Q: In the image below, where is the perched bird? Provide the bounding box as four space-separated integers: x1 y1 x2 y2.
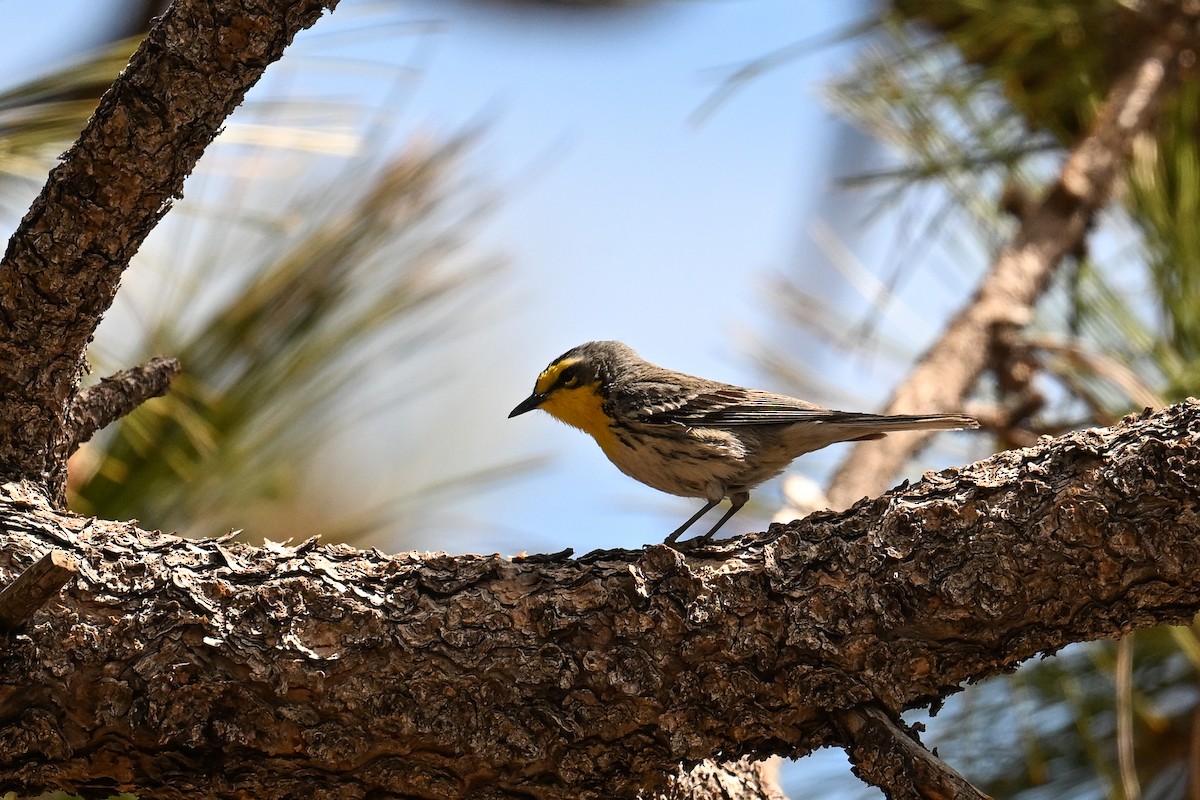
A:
509 341 977 544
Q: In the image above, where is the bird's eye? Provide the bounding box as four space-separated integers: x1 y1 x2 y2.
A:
559 365 579 387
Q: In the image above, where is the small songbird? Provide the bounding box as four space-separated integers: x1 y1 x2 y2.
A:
509 341 977 544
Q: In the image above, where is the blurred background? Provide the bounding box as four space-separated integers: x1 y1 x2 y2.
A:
1 0 1198 797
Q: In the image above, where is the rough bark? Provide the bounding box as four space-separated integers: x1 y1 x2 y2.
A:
825 13 1190 509
0 401 1195 799
0 0 337 498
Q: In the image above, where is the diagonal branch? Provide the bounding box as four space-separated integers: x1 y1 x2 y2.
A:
825 19 1188 509
836 705 992 800
0 0 338 498
0 401 1197 799
67 357 182 454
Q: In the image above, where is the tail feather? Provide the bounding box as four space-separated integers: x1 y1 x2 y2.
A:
830 412 978 433
777 410 977 458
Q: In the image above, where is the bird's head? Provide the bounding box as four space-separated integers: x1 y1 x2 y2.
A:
509 341 636 437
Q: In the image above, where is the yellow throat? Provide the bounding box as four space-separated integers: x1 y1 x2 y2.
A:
540 384 617 452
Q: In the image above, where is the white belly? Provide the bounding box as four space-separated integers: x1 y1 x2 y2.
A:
598 423 754 502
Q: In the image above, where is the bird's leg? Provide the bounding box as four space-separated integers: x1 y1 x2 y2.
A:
697 492 748 541
663 498 720 544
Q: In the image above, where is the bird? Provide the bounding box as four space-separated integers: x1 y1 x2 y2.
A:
509 341 978 544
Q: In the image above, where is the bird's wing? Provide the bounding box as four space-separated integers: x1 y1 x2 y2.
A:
630 384 841 427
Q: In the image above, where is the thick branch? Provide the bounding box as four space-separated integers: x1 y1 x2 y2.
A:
0 401 1196 798
0 0 337 497
826 20 1186 509
67 357 181 454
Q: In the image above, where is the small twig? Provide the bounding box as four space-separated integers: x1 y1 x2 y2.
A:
0 550 78 631
986 327 1046 451
836 705 993 800
1029 335 1166 412
68 356 181 453
1116 636 1142 800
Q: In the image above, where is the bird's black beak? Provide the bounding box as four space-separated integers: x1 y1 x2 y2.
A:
509 392 546 418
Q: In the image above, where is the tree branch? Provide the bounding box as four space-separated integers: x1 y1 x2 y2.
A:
0 0 337 498
67 357 182 454
0 401 1196 798
825 18 1188 509
835 705 991 800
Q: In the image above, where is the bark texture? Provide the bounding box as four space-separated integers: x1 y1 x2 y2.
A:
0 401 1196 799
0 0 337 497
825 14 1190 509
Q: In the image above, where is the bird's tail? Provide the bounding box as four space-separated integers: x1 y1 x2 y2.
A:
831 412 978 441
